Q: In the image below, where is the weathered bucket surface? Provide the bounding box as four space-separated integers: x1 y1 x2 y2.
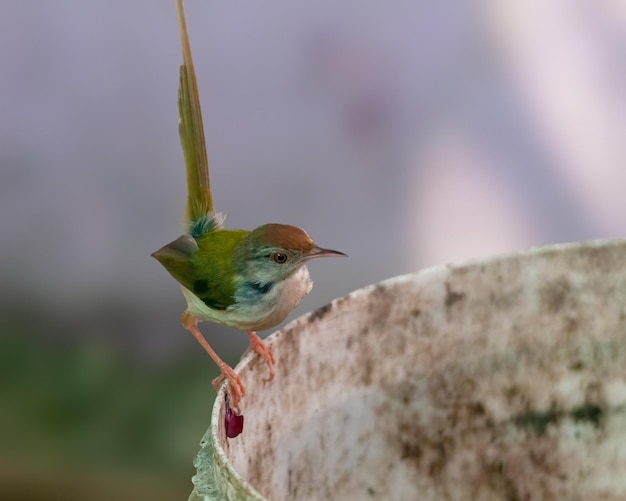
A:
189 239 626 500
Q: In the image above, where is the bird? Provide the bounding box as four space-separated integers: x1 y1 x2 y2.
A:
152 0 345 411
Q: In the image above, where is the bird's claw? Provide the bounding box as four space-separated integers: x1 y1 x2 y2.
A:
247 331 275 380
212 365 245 411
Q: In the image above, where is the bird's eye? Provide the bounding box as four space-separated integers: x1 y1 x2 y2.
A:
272 252 288 264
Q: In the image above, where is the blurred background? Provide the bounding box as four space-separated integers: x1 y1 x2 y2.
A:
1 0 625 498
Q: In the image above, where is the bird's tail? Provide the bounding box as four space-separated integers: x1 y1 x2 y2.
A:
176 0 215 224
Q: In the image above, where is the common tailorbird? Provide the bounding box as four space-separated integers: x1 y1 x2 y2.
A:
152 0 345 410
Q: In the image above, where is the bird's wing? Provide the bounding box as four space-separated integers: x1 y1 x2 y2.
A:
151 232 238 311
151 234 199 292
176 0 214 225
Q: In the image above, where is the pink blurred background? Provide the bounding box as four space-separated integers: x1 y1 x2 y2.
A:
1 1 625 498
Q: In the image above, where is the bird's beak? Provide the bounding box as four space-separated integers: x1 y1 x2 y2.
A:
305 246 347 261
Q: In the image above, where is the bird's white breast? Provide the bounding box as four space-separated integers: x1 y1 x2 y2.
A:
182 265 313 331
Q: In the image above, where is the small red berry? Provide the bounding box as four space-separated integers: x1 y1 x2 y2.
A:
225 396 244 438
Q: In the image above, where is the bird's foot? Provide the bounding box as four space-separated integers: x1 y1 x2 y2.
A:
246 331 275 380
212 365 245 411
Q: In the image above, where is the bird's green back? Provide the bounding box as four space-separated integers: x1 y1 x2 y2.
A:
190 229 249 310
152 228 249 311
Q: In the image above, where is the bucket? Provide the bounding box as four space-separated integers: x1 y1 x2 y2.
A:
189 239 626 500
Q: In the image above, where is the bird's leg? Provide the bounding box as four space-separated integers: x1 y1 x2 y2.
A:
245 331 275 380
181 312 245 410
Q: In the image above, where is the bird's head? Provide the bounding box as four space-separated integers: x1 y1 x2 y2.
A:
233 224 345 284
